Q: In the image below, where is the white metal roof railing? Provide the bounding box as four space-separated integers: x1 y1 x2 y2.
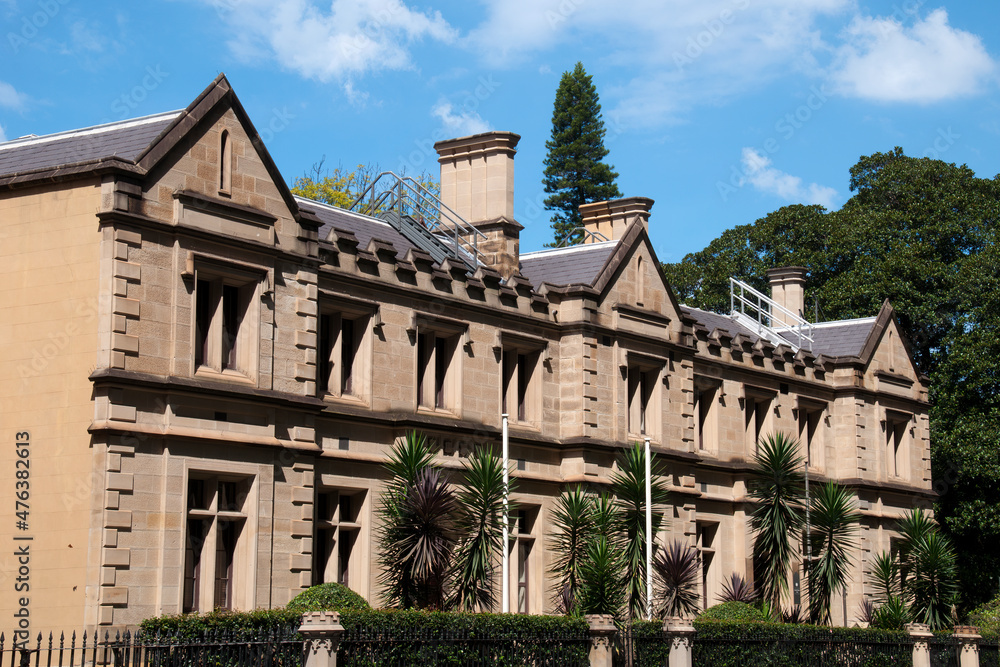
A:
729 277 814 351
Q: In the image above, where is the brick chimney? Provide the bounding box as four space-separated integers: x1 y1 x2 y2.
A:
435 132 522 278
767 266 807 326
578 197 655 243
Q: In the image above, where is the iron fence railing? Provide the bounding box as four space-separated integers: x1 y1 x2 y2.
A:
0 627 304 667
693 625 914 667
928 633 959 667
338 624 590 667
612 626 670 667
980 637 1000 667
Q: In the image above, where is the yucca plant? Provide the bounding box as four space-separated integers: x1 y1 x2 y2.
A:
449 445 511 612
390 468 458 610
806 481 860 624
549 486 594 613
611 441 670 620
871 595 911 631
856 598 878 626
909 530 959 629
578 535 627 619
869 551 900 604
652 540 701 619
782 605 805 624
720 572 758 604
749 432 805 608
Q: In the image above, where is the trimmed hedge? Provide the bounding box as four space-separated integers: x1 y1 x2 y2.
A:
698 601 770 623
692 621 913 667
337 609 590 666
623 620 671 667
287 582 370 613
140 608 301 638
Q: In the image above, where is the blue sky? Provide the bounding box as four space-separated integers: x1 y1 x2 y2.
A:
2 0 999 261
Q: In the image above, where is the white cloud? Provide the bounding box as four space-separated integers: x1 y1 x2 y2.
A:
0 81 26 111
740 148 837 208
210 0 456 84
431 100 490 136
831 9 997 103
467 0 851 126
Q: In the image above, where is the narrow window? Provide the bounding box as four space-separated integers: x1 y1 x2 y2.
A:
317 314 333 394
697 386 717 451
219 130 232 194
214 520 241 610
501 350 514 415
417 333 431 407
637 256 645 306
195 279 212 368
435 336 447 409
221 284 241 370
341 317 356 396
517 353 528 421
312 489 366 593
517 541 531 613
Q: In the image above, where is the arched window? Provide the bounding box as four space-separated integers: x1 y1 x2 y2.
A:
219 130 232 194
636 256 645 306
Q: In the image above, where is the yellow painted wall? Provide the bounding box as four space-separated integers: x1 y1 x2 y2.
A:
0 180 102 634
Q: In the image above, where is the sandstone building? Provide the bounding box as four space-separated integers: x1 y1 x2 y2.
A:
0 75 932 632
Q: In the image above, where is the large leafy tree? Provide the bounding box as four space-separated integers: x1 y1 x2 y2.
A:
543 62 621 247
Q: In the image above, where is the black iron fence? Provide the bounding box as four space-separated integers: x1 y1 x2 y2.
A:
0 627 304 667
981 637 1000 667
928 633 959 667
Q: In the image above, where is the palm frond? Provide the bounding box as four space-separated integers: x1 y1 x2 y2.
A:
806 481 859 624
548 486 594 612
578 535 627 620
869 551 900 605
719 573 758 605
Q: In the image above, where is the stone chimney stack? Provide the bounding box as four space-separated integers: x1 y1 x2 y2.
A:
578 197 655 243
767 266 808 326
435 131 522 278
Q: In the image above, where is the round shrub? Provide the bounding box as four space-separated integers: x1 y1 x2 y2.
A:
287 582 370 613
698 601 770 623
969 595 1000 637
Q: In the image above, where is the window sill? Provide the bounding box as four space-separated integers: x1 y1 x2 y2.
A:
320 393 370 409
195 367 255 385
416 405 460 419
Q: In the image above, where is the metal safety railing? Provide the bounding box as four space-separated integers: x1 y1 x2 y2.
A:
350 172 487 270
729 277 814 351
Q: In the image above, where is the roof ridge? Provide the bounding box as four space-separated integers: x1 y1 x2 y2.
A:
520 240 618 259
0 110 183 151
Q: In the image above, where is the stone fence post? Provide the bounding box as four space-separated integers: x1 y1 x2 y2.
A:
299 611 345 667
586 614 616 667
954 625 982 667
907 623 933 667
664 618 695 667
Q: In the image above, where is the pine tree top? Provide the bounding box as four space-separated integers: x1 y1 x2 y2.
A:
543 62 621 247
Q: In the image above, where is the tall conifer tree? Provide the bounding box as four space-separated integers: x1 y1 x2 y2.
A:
543 62 621 247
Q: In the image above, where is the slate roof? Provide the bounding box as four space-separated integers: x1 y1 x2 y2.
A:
793 318 878 358
297 197 417 258
518 241 618 287
682 305 879 359
0 111 181 177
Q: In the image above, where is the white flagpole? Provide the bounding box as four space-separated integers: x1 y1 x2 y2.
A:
645 436 653 620
502 413 510 613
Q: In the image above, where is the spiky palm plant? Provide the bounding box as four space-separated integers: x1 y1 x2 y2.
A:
611 441 670 620
806 481 860 624
869 552 900 604
449 445 510 612
871 595 911 631
749 432 805 608
652 540 701 619
909 530 959 629
720 573 758 604
578 535 627 619
549 486 594 613
390 468 458 610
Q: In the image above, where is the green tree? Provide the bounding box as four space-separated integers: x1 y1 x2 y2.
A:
749 433 805 608
290 160 440 210
543 62 621 247
549 486 595 613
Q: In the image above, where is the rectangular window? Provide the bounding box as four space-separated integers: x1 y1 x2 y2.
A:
799 404 825 470
510 506 538 614
627 366 658 437
697 523 718 610
694 381 719 453
416 330 460 412
744 390 774 455
885 412 911 480
317 308 371 401
502 347 541 426
183 475 253 613
313 488 367 593
193 268 259 379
